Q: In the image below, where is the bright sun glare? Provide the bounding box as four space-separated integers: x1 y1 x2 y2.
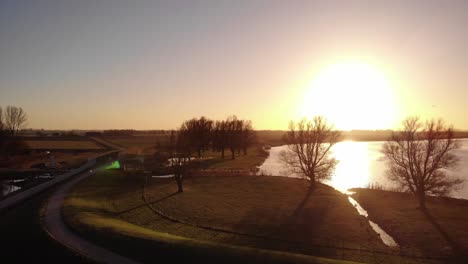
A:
300 61 396 130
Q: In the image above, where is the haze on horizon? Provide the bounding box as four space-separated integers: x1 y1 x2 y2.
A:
1 0 468 131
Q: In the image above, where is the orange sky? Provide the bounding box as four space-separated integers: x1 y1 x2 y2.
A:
1 1 467 130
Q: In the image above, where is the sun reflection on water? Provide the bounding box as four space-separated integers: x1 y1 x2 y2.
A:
327 141 370 193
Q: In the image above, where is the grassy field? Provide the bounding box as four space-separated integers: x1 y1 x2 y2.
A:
101 135 162 148
351 188 468 261
100 135 170 156
63 170 370 264
62 169 447 264
2 151 99 170
145 175 385 250
25 140 105 150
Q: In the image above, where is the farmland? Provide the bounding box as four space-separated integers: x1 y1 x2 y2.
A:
25 140 104 150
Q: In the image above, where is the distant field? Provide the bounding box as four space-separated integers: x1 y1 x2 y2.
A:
256 131 286 146
101 135 166 148
25 140 104 150
3 151 98 170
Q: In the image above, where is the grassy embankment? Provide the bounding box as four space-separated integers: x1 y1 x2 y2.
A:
62 167 444 264
351 188 468 261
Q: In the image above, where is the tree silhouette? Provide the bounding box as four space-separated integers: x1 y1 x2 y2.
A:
180 116 213 157
382 117 462 209
167 129 192 193
281 116 341 189
212 120 228 159
226 115 243 160
4 106 27 136
240 119 255 155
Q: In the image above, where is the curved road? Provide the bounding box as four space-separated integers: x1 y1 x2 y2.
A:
44 168 140 264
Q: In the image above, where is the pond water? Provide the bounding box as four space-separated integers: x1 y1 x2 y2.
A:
258 139 468 200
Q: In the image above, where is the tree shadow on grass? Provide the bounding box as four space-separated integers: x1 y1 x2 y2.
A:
280 186 315 228
421 208 467 262
116 192 177 216
271 186 329 241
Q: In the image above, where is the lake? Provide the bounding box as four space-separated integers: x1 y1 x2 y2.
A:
258 139 468 200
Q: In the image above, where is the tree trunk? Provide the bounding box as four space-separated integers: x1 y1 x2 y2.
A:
243 146 247 155
417 190 426 210
309 175 316 190
231 148 235 160
175 175 183 193
221 148 225 159
197 148 202 158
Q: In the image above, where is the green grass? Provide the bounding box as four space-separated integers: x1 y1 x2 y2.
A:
62 169 442 264
351 188 468 261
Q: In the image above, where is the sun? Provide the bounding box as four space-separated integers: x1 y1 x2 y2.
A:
299 61 397 130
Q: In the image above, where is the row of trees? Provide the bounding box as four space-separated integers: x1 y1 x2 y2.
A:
283 116 462 210
164 116 255 193
178 116 255 160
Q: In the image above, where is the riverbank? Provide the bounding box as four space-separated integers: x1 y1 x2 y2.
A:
351 188 468 261
62 169 449 263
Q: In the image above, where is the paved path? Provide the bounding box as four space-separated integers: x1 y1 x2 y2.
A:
44 168 140 264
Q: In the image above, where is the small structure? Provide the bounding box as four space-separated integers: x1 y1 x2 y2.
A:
121 156 144 172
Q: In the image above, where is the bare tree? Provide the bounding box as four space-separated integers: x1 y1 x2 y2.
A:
240 120 255 155
281 116 342 189
212 120 228 159
226 115 243 160
4 106 27 136
167 129 192 193
382 117 462 209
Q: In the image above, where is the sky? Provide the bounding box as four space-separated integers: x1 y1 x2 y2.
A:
1 0 467 130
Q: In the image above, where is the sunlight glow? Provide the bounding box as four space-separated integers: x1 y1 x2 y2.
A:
327 141 370 192
300 61 397 130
